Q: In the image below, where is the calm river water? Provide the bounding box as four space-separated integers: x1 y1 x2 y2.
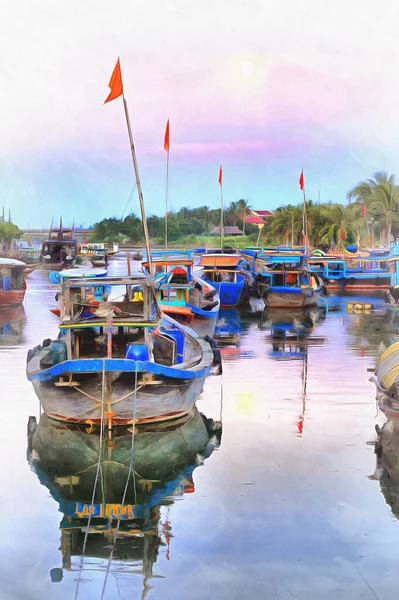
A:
1 254 399 599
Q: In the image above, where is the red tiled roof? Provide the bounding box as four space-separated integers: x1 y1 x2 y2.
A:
252 210 273 217
245 217 264 224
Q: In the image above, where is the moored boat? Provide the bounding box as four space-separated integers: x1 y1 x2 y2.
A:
199 253 251 307
26 275 222 426
41 223 77 270
0 258 26 307
371 341 399 425
310 250 393 291
19 246 41 266
255 253 323 309
143 252 220 337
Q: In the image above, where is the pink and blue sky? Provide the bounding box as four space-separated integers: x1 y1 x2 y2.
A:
1 0 399 228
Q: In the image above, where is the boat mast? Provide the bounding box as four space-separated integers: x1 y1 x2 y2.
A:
164 118 170 251
122 94 153 275
218 165 223 250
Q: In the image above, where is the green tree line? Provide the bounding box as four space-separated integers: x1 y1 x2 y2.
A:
90 199 255 244
89 171 399 248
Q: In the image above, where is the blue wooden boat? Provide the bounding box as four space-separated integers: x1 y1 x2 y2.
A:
199 253 251 307
253 253 324 309
309 249 393 291
142 252 220 338
371 341 399 425
26 275 222 426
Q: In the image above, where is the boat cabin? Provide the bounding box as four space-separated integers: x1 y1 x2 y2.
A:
199 253 243 283
20 247 41 264
56 276 189 367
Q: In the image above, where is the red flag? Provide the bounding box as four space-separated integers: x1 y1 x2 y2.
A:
104 58 123 104
361 202 366 217
164 119 170 152
340 229 345 240
299 169 304 191
218 165 223 186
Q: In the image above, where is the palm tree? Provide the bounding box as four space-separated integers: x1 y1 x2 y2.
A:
237 199 252 235
347 171 399 245
268 205 303 245
224 201 239 226
317 204 356 250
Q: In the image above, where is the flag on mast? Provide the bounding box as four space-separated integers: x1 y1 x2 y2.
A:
104 58 123 104
218 165 223 186
299 169 304 191
361 202 366 217
164 119 170 153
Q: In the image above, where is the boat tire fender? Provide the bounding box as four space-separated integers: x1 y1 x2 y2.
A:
203 289 217 300
42 338 52 348
204 335 217 349
202 300 219 311
212 348 223 375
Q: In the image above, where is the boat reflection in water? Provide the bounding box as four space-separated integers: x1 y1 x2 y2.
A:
263 308 326 436
374 420 399 518
214 308 242 346
0 305 26 346
27 408 222 593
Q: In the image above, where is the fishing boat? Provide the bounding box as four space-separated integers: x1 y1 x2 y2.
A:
26 275 222 426
142 251 220 338
27 407 221 589
41 222 77 270
199 254 251 307
19 246 41 266
371 341 399 425
309 249 393 291
89 249 108 268
255 253 323 309
0 258 26 307
48 266 108 285
383 241 399 304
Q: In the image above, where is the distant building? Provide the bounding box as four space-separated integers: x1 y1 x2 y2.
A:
245 209 273 224
210 226 243 236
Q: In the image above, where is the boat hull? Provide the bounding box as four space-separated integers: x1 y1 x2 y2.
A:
0 289 25 307
32 371 207 425
325 274 391 290
264 288 318 309
212 280 250 308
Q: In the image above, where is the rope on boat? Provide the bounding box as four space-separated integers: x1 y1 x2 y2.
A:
74 359 107 600
100 365 139 599
74 383 144 405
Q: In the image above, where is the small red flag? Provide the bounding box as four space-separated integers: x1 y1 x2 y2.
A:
361 202 366 217
104 58 123 104
218 165 223 186
164 119 170 152
299 169 304 191
340 229 345 240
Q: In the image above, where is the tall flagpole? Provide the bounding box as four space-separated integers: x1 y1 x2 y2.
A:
299 169 308 254
122 93 153 275
165 150 169 250
164 119 170 250
219 165 224 250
